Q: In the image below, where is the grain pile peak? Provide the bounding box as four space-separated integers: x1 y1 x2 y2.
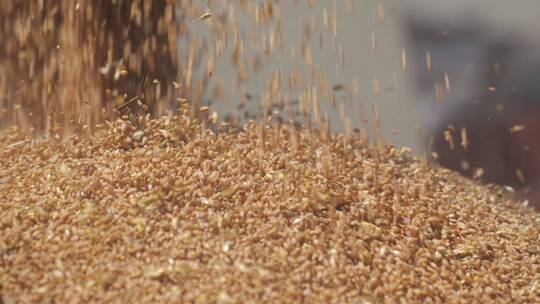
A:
1 115 539 303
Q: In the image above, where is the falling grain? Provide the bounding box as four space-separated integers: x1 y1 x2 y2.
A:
401 48 407 70
516 169 526 183
322 8 329 31
197 12 212 21
510 124 526 133
435 82 444 103
426 51 432 72
199 106 210 113
372 78 381 96
473 167 485 179
376 3 385 23
444 73 451 92
461 126 468 151
339 45 345 67
346 0 354 14
444 129 455 150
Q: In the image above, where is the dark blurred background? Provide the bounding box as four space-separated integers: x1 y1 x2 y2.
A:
400 1 540 210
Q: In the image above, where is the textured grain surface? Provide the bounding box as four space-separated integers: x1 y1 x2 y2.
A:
1 116 538 303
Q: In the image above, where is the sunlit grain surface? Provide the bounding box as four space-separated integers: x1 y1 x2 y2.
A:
1 116 539 302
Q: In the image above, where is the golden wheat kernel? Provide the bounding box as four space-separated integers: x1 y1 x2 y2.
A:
132 130 145 141
509 125 526 133
460 127 469 151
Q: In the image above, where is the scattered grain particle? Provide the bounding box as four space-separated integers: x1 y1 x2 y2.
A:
401 48 407 70
426 51 432 72
509 125 526 133
371 33 377 52
461 127 468 151
444 130 454 150
516 169 526 183
473 167 485 179
444 73 450 92
199 106 210 113
132 130 145 141
376 3 385 23
197 12 212 21
372 78 381 96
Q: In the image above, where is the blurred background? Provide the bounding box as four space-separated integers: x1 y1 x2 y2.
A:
400 0 540 209
199 0 540 209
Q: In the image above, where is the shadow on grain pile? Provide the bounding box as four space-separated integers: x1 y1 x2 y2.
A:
0 114 539 303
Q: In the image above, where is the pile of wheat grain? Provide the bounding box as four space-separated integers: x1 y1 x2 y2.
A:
0 115 538 303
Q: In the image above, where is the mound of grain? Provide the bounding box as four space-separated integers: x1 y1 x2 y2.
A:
0 116 538 303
